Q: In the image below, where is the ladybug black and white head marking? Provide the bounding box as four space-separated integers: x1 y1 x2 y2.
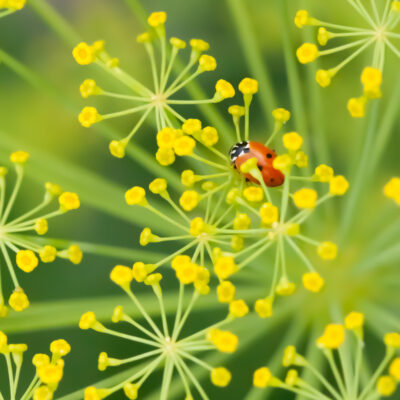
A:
229 141 250 164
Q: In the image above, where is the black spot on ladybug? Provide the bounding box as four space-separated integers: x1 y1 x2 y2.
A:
266 153 272 159
271 178 275 182
257 165 263 171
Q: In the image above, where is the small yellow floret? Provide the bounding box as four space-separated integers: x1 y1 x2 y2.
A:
302 272 324 292
9 288 29 311
253 367 272 388
73 42 95 65
16 250 39 272
361 67 382 91
201 126 219 146
294 10 310 28
314 164 334 182
317 324 345 349
254 297 273 318
147 11 167 27
389 358 400 380
259 203 279 225
233 213 251 230
316 69 334 87
296 43 319 64
238 78 258 95
175 261 199 285
80 79 101 98
10 150 30 164
35 218 48 235
345 312 364 330
329 175 349 196
79 107 102 127
67 245 83 264
59 192 80 211
149 178 167 194
124 382 139 399
109 140 126 158
199 55 217 72
208 329 238 353
275 277 296 296
272 108 291 123
243 186 264 202
174 136 196 156
214 256 237 280
347 97 366 118
157 127 178 148
317 241 338 260
293 188 318 209
217 281 236 303
181 170 196 187
39 245 57 263
283 132 303 151
50 339 71 358
110 265 133 288
273 154 292 171
84 386 111 400
190 39 210 52
33 385 53 400
211 367 231 387
229 299 249 317
384 333 400 348
384 177 400 204
317 27 332 46
377 376 396 396
170 37 186 49
182 119 202 135
179 190 200 211
125 186 147 206
156 148 175 166
132 262 150 282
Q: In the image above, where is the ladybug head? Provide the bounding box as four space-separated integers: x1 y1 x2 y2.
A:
229 141 249 164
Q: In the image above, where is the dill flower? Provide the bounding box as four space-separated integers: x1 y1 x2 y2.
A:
0 152 82 315
384 177 400 205
253 312 400 399
74 11 233 158
0 0 25 18
0 332 70 399
148 79 347 316
80 265 237 399
295 3 400 117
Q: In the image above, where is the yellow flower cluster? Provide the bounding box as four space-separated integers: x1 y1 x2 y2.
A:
0 0 25 16
124 77 349 319
0 332 70 399
79 261 236 399
294 4 400 117
0 152 82 316
74 11 233 158
254 312 400 399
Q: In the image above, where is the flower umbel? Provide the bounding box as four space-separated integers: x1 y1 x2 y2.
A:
0 152 82 315
147 80 348 317
295 3 400 117
254 312 400 399
80 265 236 399
74 11 233 158
0 332 70 399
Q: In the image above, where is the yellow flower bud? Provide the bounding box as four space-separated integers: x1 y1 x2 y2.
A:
329 176 349 196
73 42 95 65
16 250 39 272
238 77 258 95
78 106 102 127
293 188 318 209
302 272 324 292
125 186 147 206
317 324 345 349
296 43 319 64
9 288 29 312
211 367 231 387
179 190 200 211
147 11 167 27
59 192 80 211
229 299 249 317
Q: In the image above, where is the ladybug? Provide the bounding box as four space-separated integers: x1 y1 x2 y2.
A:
229 141 285 187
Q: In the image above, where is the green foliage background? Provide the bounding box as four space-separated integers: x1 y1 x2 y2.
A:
0 0 399 399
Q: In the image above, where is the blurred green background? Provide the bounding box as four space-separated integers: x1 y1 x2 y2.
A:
0 0 399 399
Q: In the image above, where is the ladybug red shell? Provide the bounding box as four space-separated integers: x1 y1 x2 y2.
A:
229 141 285 187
